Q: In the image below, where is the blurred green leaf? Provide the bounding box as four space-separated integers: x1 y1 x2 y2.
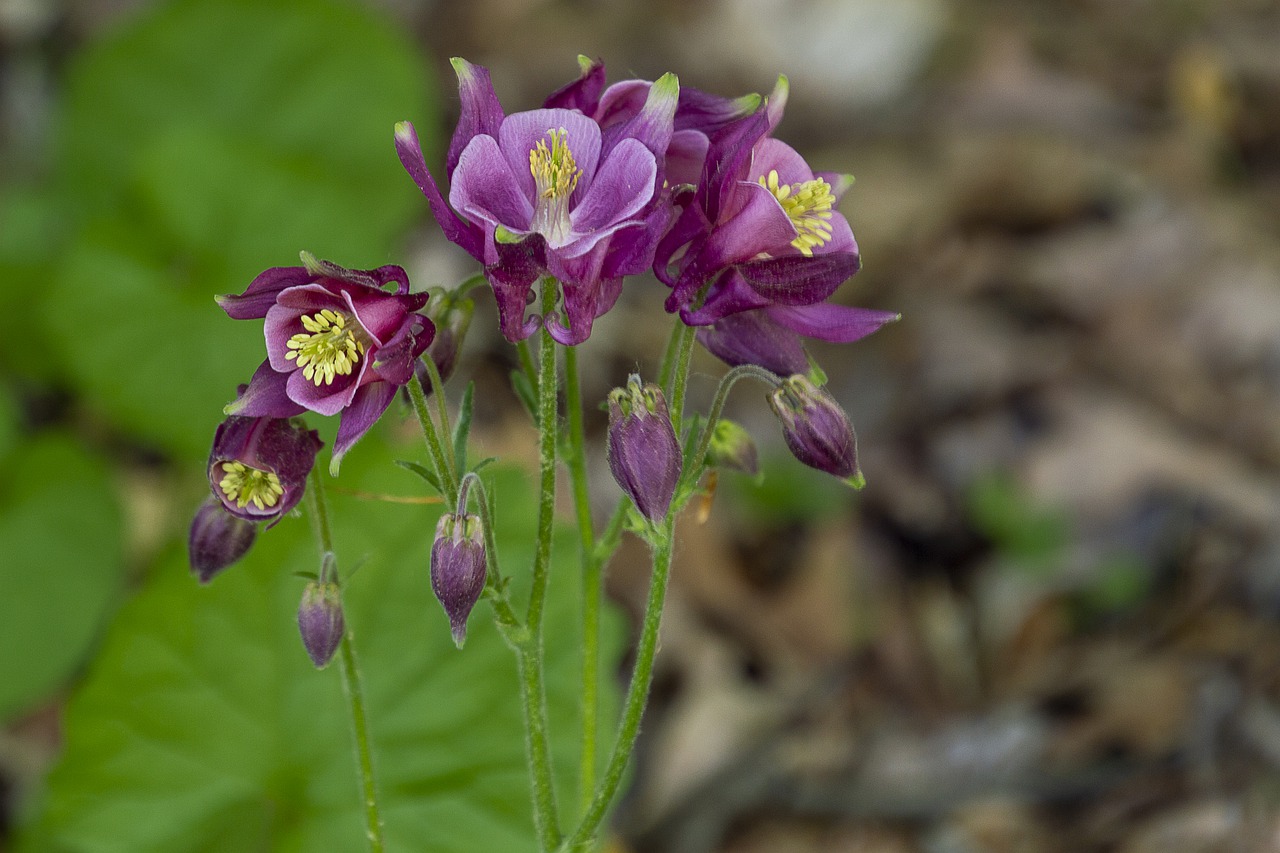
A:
967 471 1068 569
17 456 620 852
0 435 124 720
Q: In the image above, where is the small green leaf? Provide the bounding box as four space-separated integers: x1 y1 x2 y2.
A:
452 381 476 473
394 459 442 494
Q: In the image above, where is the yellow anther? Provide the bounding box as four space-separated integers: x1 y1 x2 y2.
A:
219 461 284 510
758 169 836 257
529 128 581 201
285 309 366 386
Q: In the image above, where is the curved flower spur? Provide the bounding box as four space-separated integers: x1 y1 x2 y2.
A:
217 253 434 473
395 58 679 345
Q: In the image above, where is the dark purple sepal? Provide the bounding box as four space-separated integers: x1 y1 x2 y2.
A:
430 512 487 648
188 498 257 583
372 316 433 386
487 236 547 342
696 309 810 376
226 359 307 419
297 579 344 669
768 374 863 488
447 57 507 178
395 121 484 261
543 56 606 112
737 252 861 305
767 303 901 344
330 381 399 476
607 376 682 522
216 266 314 320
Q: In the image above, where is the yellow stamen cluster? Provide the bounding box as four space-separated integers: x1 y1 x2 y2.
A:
758 170 835 256
529 128 581 201
285 309 365 386
219 461 284 510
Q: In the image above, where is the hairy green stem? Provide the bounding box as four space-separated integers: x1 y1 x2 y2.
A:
422 352 456 475
408 369 458 503
563 344 601 815
523 283 563 851
667 322 697 438
681 363 781 493
304 468 385 853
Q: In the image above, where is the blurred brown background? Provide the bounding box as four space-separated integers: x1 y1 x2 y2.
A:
7 0 1280 850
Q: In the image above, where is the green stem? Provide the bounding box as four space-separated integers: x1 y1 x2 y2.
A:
667 322 697 438
422 352 456 475
408 369 458 503
656 320 683 395
681 363 781 494
524 282 563 851
560 515 677 853
304 468 385 853
563 344 601 815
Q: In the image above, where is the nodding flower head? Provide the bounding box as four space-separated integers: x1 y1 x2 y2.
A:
205 412 322 526
607 376 682 523
767 374 864 488
217 255 433 474
297 579 345 669
430 512 487 648
395 59 681 346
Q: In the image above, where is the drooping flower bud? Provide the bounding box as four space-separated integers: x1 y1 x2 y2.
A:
187 498 257 583
607 376 682 522
430 512 487 648
706 418 759 476
297 579 344 669
207 412 322 526
767 375 864 488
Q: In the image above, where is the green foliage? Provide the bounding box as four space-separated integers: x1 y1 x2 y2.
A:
17 457 621 852
0 435 124 720
34 0 436 460
966 471 1068 570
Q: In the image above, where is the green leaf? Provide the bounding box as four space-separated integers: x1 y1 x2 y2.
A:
394 459 441 494
17 456 621 852
452 382 476 474
0 435 124 720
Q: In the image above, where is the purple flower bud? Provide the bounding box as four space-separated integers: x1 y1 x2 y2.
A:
607 376 682 521
297 580 345 669
187 498 257 583
706 419 759 476
767 375 864 488
207 413 322 526
430 512 487 648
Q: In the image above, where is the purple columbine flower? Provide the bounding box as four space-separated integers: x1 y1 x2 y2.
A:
206 412 322 525
188 498 258 583
297 578 344 669
768 374 864 488
217 254 433 473
430 512 487 648
607 376 682 522
395 58 680 345
653 77 898 364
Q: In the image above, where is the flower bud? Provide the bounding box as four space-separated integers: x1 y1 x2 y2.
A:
297 580 345 669
768 375 864 488
188 498 257 583
706 419 759 476
207 413 322 526
430 512 487 648
607 376 682 522
418 296 474 390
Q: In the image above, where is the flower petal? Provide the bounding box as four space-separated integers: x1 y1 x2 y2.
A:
566 138 657 248
217 266 313 320
372 317 433 386
395 121 484 260
330 381 398 475
765 303 901 343
487 237 546 342
286 357 365 416
737 252 860 305
450 134 535 233
600 72 677 162
447 58 505 178
697 309 810 376
544 56 606 112
224 360 305 418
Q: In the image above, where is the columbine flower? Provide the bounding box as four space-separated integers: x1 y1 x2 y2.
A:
206 412 322 525
768 374 864 488
217 255 433 472
607 376 682 522
395 58 680 345
430 512 487 648
654 78 898 363
297 578 344 669
188 498 258 583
